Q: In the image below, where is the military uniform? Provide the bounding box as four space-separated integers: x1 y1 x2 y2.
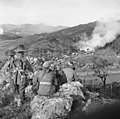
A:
14 45 33 105
63 67 78 83
33 61 58 96
55 66 67 90
13 58 33 100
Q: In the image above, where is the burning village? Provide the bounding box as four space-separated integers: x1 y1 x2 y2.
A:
0 0 120 119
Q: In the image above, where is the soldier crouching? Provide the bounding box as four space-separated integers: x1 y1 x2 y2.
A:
32 61 58 97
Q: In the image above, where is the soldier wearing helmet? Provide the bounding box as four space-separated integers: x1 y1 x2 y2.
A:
32 61 58 96
63 61 78 83
55 65 67 91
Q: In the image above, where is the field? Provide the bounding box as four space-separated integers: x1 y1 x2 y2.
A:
74 52 120 85
78 73 120 84
74 53 120 64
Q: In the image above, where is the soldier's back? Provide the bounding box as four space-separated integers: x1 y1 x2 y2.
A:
35 70 57 96
63 67 75 82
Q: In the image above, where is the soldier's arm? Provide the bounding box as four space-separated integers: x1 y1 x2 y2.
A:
52 74 58 86
32 73 39 85
32 72 39 93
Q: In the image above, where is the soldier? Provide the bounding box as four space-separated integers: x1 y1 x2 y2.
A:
1 50 16 91
55 65 67 89
63 62 78 83
32 61 58 96
14 45 33 106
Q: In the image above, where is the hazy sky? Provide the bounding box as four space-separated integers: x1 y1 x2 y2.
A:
0 0 120 26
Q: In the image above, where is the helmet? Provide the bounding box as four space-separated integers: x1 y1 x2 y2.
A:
14 45 26 52
6 50 15 56
43 61 51 68
67 61 75 69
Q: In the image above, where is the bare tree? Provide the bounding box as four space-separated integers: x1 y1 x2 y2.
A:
91 56 110 89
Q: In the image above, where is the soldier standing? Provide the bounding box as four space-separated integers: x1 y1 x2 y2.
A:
14 45 33 106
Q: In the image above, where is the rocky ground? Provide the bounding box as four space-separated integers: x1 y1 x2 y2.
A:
0 94 119 119
0 83 119 119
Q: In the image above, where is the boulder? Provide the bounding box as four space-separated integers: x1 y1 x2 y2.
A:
59 81 85 100
86 91 100 99
30 81 86 119
31 95 73 119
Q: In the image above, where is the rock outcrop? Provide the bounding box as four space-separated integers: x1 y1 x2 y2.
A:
31 95 73 119
30 81 85 119
59 81 85 100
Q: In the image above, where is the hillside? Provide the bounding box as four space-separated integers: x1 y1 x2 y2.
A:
25 21 96 57
2 21 120 59
104 35 120 54
54 21 96 37
0 23 67 36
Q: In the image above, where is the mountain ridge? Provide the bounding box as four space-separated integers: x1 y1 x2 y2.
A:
0 21 120 59
0 23 68 36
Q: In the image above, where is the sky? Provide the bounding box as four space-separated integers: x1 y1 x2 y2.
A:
0 0 120 26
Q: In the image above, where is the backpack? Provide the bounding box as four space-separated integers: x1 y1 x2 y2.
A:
13 59 27 85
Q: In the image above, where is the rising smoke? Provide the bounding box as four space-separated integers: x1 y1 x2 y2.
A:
78 20 120 51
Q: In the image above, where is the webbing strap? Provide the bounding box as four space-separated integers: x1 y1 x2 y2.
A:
39 82 52 85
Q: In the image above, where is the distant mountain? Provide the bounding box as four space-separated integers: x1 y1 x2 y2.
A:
1 20 120 61
0 21 97 59
0 23 68 36
54 21 96 37
24 21 96 56
24 21 120 57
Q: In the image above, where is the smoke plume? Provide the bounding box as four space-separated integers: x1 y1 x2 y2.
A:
79 20 120 51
